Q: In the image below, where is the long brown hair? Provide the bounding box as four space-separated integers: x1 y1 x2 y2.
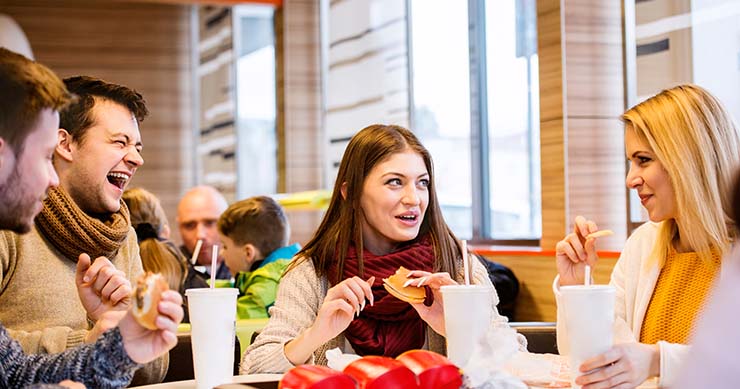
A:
294 124 461 284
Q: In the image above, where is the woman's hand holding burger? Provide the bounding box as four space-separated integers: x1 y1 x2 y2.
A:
285 275 374 366
402 270 457 336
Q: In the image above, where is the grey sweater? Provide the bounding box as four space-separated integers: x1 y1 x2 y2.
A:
0 226 168 385
0 324 140 388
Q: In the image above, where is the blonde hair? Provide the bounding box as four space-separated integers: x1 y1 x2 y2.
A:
622 84 740 265
123 188 186 291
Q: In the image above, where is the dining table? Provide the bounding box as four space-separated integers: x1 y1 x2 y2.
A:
131 370 658 388
131 373 282 389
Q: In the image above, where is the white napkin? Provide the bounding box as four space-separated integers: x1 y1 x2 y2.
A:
325 347 361 371
462 325 527 389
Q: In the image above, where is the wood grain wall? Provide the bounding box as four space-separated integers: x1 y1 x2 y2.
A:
276 0 324 245
537 0 627 252
0 0 193 233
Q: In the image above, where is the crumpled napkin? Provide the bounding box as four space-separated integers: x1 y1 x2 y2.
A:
325 347 361 371
462 325 527 389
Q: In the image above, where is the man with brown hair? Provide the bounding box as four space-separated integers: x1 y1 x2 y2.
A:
0 47 182 388
0 73 169 384
217 196 299 319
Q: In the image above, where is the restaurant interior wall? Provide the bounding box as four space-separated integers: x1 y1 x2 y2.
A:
628 0 740 230
0 0 194 238
536 0 628 252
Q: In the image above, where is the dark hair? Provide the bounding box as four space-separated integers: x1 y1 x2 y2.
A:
0 48 73 155
218 196 289 257
60 76 148 145
294 124 461 283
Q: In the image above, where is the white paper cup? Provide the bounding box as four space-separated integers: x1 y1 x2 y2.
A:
441 284 493 367
186 288 238 389
560 285 615 388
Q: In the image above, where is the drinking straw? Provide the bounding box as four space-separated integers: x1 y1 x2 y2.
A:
210 244 218 289
584 264 591 286
190 239 203 265
462 240 470 285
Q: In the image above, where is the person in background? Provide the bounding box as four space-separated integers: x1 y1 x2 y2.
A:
553 84 740 388
675 172 740 388
177 185 231 281
0 46 183 389
217 196 300 319
242 124 523 373
0 74 168 385
123 187 208 321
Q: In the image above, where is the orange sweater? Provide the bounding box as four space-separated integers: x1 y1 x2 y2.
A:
640 250 721 344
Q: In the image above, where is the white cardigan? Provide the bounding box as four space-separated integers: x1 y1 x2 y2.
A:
553 222 690 387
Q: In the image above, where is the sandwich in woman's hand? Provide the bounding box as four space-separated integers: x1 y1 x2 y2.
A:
383 266 426 304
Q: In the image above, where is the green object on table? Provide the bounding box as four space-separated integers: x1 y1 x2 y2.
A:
177 318 269 355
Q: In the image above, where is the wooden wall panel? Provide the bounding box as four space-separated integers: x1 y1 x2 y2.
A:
0 0 193 235
539 119 566 251
537 0 566 250
277 0 324 245
537 0 627 251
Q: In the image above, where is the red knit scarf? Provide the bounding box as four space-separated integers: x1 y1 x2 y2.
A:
328 237 435 357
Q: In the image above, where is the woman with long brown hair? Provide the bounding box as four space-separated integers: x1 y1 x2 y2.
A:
243 124 517 373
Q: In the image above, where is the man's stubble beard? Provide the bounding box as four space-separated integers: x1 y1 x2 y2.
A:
0 166 35 234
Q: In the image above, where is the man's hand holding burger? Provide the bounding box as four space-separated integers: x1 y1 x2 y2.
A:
118 285 183 364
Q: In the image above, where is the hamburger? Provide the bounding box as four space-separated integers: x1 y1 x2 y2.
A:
383 266 426 304
132 272 169 330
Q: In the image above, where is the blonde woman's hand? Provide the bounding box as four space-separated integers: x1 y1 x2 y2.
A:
405 271 458 336
310 276 375 344
555 215 600 286
575 342 660 389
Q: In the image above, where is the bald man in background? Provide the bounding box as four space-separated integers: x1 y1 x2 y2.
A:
177 186 232 281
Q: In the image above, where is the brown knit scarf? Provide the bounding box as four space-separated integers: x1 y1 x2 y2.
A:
35 186 131 262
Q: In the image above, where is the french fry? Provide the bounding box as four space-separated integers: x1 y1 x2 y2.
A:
586 229 614 239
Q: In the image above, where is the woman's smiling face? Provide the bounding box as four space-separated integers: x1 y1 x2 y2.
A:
625 125 676 222
358 149 430 255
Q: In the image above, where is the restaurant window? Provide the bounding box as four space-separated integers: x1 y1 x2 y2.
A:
233 5 278 198
409 0 541 242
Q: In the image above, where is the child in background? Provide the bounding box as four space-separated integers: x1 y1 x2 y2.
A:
218 196 300 319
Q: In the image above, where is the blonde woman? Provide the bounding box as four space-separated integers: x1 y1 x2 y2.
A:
554 84 740 388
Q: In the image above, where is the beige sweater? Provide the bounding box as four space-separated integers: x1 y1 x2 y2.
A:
242 256 518 373
0 226 168 385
